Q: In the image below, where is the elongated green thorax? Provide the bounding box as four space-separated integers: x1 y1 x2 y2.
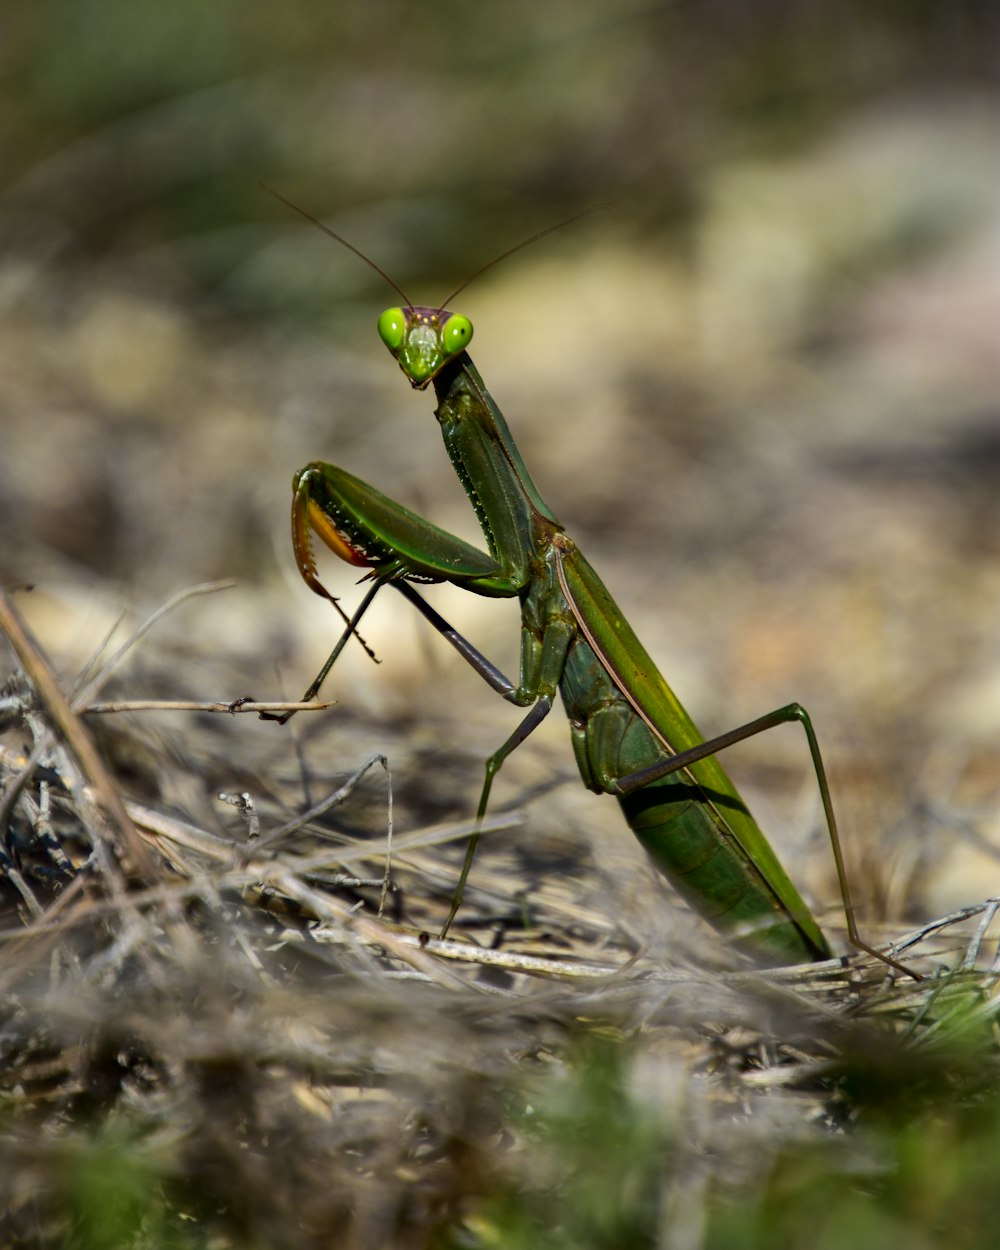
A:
432 353 561 537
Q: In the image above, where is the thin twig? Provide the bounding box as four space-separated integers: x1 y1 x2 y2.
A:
378 757 393 918
963 898 1000 970
69 608 127 699
69 580 237 710
251 754 392 854
82 699 335 715
0 587 156 882
0 735 56 833
218 790 261 839
405 933 624 979
0 843 44 919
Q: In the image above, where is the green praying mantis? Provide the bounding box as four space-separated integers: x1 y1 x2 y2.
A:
268 193 917 975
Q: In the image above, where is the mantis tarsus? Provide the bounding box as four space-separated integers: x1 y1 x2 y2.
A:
268 194 918 975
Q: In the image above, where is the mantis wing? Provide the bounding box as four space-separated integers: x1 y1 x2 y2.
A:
557 544 829 958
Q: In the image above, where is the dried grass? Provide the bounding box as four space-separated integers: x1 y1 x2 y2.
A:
3 584 1000 1250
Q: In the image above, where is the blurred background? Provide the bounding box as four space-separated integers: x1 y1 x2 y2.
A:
2 0 999 939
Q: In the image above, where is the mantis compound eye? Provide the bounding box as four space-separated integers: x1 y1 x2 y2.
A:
377 307 407 352
441 313 473 357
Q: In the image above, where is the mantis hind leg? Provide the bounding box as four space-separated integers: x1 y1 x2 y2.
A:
438 613 576 937
616 702 921 980
439 696 553 938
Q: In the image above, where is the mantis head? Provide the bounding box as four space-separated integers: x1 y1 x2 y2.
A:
377 305 474 390
262 186 597 390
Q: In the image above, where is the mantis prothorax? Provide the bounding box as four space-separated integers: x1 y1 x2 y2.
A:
266 191 919 976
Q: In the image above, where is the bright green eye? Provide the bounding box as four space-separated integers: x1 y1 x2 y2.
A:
442 314 473 356
378 307 406 351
